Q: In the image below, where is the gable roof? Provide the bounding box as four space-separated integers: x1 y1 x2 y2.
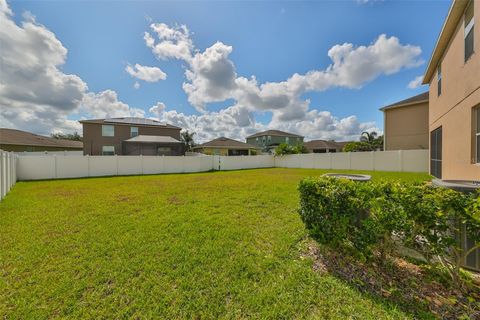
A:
380 92 429 111
79 117 181 130
194 137 259 149
423 0 470 84
246 130 303 139
0 128 83 149
304 140 348 150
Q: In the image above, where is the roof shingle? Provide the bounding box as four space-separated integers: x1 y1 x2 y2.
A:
0 128 83 149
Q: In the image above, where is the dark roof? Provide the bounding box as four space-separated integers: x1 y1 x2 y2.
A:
194 137 259 149
304 140 347 150
246 130 303 139
124 135 181 144
0 128 83 149
79 117 181 130
380 92 429 111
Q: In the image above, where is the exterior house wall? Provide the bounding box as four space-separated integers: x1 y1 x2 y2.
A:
384 102 429 151
246 135 304 151
82 123 181 156
428 2 480 180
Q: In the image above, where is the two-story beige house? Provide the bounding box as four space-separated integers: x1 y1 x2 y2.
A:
423 0 479 180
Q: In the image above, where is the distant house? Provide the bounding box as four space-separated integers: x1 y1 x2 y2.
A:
0 128 83 152
380 92 429 151
304 140 348 153
246 130 304 153
192 137 260 156
80 117 183 156
422 0 479 180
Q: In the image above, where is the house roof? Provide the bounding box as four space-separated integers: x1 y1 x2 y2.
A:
124 135 181 144
193 137 259 150
380 92 429 111
246 130 303 139
0 128 83 149
304 140 347 150
423 0 470 84
79 117 181 130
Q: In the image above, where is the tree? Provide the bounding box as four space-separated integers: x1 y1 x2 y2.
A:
181 130 196 152
275 143 308 155
51 132 82 141
344 131 384 152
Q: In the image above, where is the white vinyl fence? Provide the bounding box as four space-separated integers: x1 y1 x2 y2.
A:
16 150 428 181
0 150 17 200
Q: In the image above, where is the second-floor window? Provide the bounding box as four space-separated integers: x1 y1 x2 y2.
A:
102 125 114 137
285 137 289 143
267 136 271 143
465 0 474 62
130 126 138 137
437 64 442 96
476 107 480 163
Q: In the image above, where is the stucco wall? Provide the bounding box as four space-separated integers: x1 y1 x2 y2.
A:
428 2 480 180
384 102 429 151
82 123 181 156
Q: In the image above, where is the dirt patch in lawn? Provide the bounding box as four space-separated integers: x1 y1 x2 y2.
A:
303 239 480 319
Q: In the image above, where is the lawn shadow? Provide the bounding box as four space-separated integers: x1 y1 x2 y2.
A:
302 239 480 319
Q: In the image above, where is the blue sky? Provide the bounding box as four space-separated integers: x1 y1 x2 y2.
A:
1 0 451 142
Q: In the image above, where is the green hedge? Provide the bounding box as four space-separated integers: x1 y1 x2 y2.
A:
298 177 480 280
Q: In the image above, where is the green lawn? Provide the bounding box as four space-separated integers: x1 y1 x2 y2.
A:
0 168 431 319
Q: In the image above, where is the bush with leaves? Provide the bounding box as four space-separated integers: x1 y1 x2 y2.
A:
298 177 480 283
275 143 308 155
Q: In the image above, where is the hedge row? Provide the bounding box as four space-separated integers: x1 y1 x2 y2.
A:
298 177 480 279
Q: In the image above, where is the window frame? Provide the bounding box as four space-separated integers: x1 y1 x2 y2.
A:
130 126 139 137
464 0 475 62
102 125 115 137
476 107 480 163
437 64 442 96
102 145 115 156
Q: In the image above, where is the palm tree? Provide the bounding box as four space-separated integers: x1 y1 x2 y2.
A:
181 130 196 152
360 131 378 144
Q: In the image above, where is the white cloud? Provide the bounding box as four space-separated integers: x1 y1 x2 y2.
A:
0 0 143 135
133 81 140 89
125 63 167 82
407 75 424 89
81 90 145 119
144 23 194 61
145 23 420 140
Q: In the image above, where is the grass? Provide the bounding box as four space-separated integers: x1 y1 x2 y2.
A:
0 168 431 319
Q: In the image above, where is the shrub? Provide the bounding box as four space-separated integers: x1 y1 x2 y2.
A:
298 177 480 283
275 143 308 155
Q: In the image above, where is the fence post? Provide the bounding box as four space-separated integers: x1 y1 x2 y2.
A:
370 151 375 171
398 150 403 172
348 152 352 170
115 154 119 176
6 152 11 193
0 152 4 200
140 154 144 175
53 154 57 179
87 155 91 177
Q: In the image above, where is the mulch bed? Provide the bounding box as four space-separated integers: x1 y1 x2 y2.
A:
302 239 480 319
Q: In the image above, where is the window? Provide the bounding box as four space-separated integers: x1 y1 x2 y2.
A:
102 146 115 155
285 137 289 144
437 64 442 96
130 126 139 137
102 125 114 137
430 127 442 178
476 107 480 163
465 0 475 62
267 135 271 142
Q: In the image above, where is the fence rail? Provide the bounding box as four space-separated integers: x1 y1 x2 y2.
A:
15 150 428 181
0 150 17 200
